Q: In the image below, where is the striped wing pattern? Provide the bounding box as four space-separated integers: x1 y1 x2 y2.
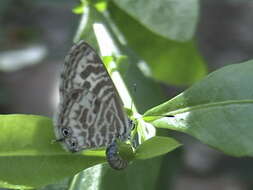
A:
54 41 130 159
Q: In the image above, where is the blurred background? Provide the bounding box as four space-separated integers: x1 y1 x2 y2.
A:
0 0 253 189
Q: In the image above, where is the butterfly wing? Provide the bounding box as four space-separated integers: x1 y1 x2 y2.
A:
54 41 130 152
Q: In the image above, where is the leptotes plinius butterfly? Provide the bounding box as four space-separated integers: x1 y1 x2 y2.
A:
54 40 132 170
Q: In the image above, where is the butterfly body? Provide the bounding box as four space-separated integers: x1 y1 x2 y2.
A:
54 41 131 169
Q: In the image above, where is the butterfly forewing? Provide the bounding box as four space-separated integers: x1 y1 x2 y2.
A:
54 41 130 153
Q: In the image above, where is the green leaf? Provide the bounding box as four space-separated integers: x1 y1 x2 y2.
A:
109 2 207 85
38 178 71 190
94 1 107 12
72 0 90 14
135 136 181 159
69 151 181 190
111 0 199 41
0 181 33 190
72 3 86 14
0 114 105 188
144 60 253 157
102 56 114 68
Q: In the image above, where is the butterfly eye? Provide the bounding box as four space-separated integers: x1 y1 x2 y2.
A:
61 127 72 137
66 137 78 152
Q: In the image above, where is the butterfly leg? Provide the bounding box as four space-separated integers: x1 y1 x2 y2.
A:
106 141 128 170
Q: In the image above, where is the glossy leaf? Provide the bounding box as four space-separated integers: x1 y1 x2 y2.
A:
0 181 32 190
112 0 199 41
144 60 253 157
109 2 206 85
69 151 181 190
135 136 181 159
38 178 71 190
0 114 105 188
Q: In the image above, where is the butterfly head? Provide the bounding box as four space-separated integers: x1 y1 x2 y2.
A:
56 127 81 153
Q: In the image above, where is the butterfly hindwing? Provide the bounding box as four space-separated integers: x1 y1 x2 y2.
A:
54 41 130 157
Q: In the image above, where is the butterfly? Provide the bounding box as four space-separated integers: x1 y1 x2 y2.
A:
53 40 132 170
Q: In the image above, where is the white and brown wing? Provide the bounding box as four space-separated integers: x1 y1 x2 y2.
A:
54 41 130 152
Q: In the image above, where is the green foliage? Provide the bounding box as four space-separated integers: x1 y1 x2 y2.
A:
135 136 181 159
0 115 105 188
144 60 253 157
1 0 252 189
112 0 199 42
109 2 206 85
69 151 181 190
